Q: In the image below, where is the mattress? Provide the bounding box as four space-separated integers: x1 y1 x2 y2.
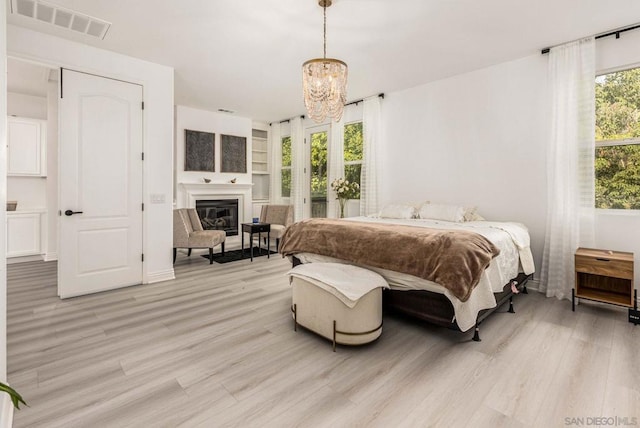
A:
292 216 535 331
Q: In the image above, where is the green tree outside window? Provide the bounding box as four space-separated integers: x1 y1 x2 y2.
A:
344 122 363 199
281 136 291 198
595 69 640 209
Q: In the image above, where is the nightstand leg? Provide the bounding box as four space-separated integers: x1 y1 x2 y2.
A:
267 231 270 258
572 288 575 312
508 296 515 313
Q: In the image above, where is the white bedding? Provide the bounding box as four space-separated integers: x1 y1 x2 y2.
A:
293 216 535 332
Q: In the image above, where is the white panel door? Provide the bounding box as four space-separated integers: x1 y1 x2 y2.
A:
58 69 143 298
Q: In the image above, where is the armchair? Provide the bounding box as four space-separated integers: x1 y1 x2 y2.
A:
259 205 294 251
173 208 226 264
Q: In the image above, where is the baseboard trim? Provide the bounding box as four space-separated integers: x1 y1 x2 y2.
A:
525 278 541 292
6 255 44 264
44 252 58 262
146 269 175 284
0 393 14 428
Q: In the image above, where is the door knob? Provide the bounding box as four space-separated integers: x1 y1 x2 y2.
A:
64 210 83 216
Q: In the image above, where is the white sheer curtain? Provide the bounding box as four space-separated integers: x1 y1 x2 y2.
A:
540 37 596 300
289 117 305 222
269 123 282 204
327 118 345 218
360 96 382 216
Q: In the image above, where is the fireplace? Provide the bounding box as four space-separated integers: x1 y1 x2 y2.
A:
195 199 239 236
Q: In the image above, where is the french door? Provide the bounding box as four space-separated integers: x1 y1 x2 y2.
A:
304 126 329 218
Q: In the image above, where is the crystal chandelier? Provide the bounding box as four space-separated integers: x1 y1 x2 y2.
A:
302 0 348 123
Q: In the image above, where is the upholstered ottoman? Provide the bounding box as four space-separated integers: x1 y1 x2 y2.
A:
288 263 388 351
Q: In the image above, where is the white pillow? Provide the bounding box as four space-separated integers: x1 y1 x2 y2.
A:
418 203 465 222
466 211 486 221
463 206 485 222
379 204 417 219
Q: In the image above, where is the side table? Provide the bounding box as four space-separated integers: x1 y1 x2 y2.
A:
241 222 271 262
573 247 635 311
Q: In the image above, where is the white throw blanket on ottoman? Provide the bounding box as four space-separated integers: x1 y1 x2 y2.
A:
288 263 389 308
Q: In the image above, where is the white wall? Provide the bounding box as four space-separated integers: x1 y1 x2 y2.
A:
381 31 640 288
174 106 253 229
7 92 46 119
6 177 45 210
381 54 549 274
175 105 252 189
8 25 175 284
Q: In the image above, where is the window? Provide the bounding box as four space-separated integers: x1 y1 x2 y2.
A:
595 68 640 209
344 122 363 199
310 130 328 217
281 136 291 198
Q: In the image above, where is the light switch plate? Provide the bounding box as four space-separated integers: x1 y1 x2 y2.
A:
150 194 165 204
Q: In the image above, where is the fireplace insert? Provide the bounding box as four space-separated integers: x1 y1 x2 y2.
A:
195 199 238 236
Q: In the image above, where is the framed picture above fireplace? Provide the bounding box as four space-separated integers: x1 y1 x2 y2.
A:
185 129 215 172
220 134 247 173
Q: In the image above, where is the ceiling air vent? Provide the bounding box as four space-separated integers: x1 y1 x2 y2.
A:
11 0 111 40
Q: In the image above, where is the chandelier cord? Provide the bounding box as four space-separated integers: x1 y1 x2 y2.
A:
323 2 327 59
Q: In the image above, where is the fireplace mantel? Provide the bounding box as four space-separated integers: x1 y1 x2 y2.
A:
180 182 253 192
180 182 253 229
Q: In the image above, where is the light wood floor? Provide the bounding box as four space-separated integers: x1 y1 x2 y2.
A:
6 251 640 427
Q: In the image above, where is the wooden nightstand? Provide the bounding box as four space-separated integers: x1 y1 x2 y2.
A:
573 247 636 311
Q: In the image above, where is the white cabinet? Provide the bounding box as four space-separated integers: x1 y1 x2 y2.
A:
7 211 45 258
7 116 47 176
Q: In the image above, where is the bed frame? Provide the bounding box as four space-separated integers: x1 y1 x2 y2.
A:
383 272 532 341
292 256 531 342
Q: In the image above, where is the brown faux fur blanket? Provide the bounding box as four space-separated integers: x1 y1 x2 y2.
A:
279 218 500 302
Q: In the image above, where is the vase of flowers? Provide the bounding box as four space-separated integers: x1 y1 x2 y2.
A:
331 178 360 218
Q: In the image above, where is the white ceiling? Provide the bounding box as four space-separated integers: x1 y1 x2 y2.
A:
7 0 640 123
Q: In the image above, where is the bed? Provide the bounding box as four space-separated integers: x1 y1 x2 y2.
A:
279 214 535 341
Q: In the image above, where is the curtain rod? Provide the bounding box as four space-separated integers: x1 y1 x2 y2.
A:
345 92 385 107
270 115 305 126
269 93 385 125
541 22 640 54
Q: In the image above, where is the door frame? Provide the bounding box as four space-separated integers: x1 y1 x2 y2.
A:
57 67 144 297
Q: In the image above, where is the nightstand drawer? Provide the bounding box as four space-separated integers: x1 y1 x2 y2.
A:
575 255 633 280
242 222 270 234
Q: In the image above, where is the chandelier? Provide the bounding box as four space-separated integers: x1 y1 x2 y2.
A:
302 0 348 123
